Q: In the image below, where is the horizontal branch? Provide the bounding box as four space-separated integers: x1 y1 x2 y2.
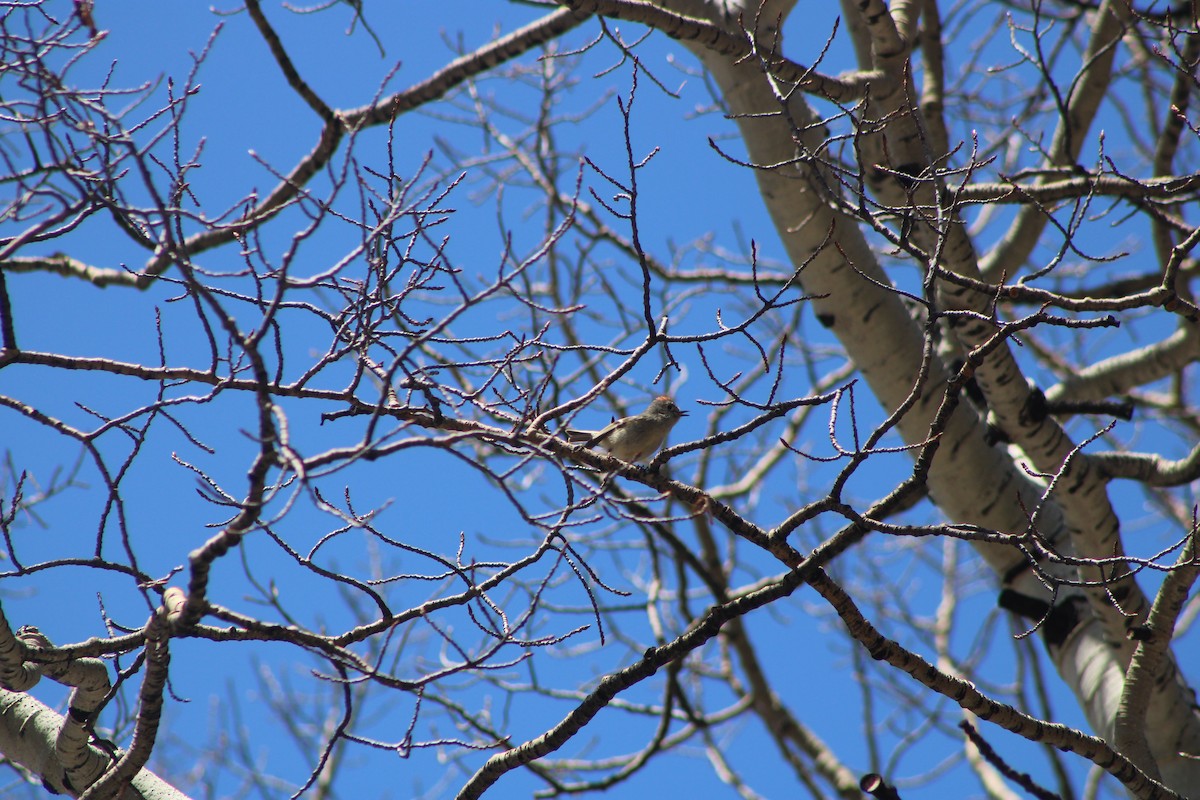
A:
1 255 141 288
1092 444 1200 487
958 172 1200 204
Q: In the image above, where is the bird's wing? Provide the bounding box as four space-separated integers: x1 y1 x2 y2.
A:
584 418 622 447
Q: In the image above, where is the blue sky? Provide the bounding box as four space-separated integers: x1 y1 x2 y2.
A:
2 2 1196 799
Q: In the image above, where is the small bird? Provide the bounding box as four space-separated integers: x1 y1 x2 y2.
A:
567 396 687 463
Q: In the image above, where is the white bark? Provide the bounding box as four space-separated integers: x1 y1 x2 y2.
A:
0 690 186 800
675 0 1200 791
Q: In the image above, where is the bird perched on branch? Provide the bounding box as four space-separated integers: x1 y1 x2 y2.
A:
567 396 687 463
